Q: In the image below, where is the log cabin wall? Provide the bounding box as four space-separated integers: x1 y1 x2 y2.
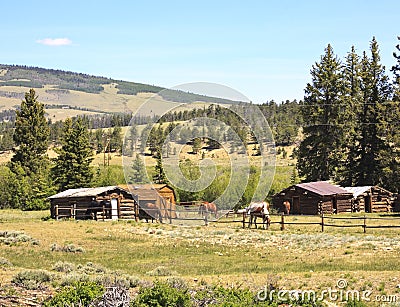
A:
272 183 353 215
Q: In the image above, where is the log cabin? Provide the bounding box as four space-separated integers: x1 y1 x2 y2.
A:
49 186 136 220
272 181 353 215
344 186 394 213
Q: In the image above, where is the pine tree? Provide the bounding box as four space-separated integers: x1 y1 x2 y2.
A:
379 36 400 192
9 89 54 210
338 46 363 186
52 117 94 191
297 44 345 181
130 154 148 184
153 153 167 184
355 38 392 186
11 89 50 174
392 36 400 101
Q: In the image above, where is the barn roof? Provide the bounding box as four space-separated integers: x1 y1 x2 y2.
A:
49 186 127 199
295 181 350 196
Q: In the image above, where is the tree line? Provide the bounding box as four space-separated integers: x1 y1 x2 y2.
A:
0 89 126 210
296 36 400 193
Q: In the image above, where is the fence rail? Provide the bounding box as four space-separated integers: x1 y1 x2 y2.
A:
53 204 400 232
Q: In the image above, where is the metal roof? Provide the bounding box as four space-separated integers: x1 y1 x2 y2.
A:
48 186 125 199
295 181 351 196
343 186 372 198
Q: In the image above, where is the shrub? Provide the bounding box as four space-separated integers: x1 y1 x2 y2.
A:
59 272 90 287
52 261 75 273
77 262 106 274
193 286 258 306
50 243 85 253
93 273 142 288
43 281 104 307
132 281 191 307
0 230 39 245
146 266 176 277
0 257 12 267
11 269 52 289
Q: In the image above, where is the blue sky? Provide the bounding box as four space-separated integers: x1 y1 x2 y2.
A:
1 0 399 103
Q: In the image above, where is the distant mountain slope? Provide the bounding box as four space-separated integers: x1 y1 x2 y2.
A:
0 65 241 111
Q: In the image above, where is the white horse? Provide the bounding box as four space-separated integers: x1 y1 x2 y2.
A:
246 202 270 229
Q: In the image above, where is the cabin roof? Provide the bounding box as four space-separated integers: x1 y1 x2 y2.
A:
48 186 126 199
343 186 372 198
295 181 350 196
344 186 393 198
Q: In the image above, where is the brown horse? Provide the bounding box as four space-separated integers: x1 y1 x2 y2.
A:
139 202 162 223
282 200 291 215
246 202 271 229
198 202 218 218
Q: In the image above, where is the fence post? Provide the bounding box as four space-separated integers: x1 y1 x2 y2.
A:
242 212 246 228
280 213 285 231
55 205 59 221
321 213 324 232
169 201 172 224
363 215 367 233
102 204 105 221
70 204 74 219
204 208 208 226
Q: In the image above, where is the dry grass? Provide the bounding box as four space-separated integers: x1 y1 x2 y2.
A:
1 209 400 303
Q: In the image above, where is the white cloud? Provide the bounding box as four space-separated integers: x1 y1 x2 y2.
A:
36 38 72 46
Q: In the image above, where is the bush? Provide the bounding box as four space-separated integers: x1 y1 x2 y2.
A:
193 286 259 306
59 272 90 287
132 281 191 307
11 269 52 289
0 257 12 267
145 266 176 277
0 230 39 245
52 261 75 273
50 243 85 253
43 281 104 307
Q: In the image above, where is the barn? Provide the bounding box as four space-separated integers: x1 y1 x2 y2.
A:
272 181 353 215
121 184 177 220
49 186 136 220
119 184 176 205
344 186 394 213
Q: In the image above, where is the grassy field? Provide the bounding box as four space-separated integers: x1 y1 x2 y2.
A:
1 210 400 305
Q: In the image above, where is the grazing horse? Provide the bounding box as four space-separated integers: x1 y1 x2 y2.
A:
246 202 271 229
139 202 162 223
198 202 218 219
282 200 291 215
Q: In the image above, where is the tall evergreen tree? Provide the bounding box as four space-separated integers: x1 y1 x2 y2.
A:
392 36 400 101
52 117 94 191
337 46 363 186
355 38 392 186
11 89 50 174
379 36 400 192
297 44 345 181
9 89 54 210
153 153 167 184
130 154 148 184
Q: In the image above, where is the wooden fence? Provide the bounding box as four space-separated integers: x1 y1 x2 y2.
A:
217 212 400 233
53 204 400 233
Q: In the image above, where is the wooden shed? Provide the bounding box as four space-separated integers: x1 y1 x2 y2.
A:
49 186 136 220
272 181 353 215
344 186 394 213
121 184 177 219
